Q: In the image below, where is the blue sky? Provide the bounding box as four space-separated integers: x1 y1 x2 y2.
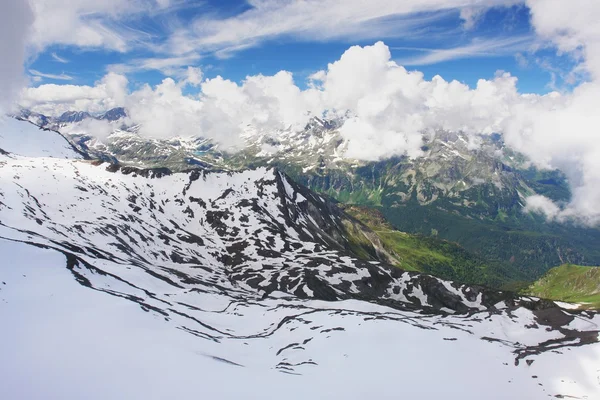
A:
25 1 575 94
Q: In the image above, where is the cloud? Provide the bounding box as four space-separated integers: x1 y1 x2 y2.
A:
500 78 600 225
125 77 206 142
184 66 202 87
22 0 525 62
0 0 34 115
527 0 600 78
108 54 202 76
394 35 533 65
27 0 173 52
159 0 522 57
60 118 116 141
460 7 486 30
311 42 535 160
29 69 73 81
122 69 321 147
524 195 562 220
19 41 527 159
20 72 128 115
493 0 600 225
515 52 529 68
51 52 69 63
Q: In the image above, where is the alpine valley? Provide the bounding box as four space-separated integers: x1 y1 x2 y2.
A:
1 114 599 399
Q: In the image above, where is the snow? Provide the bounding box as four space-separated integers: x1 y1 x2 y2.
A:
0 117 82 159
554 301 583 310
0 132 599 399
1 238 599 399
440 280 486 311
0 240 273 400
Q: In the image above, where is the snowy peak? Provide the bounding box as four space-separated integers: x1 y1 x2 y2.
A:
56 111 92 124
15 108 51 127
304 115 339 132
99 107 127 121
19 107 128 129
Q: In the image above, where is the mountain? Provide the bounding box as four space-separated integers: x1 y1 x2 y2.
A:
56 110 92 124
18 107 128 130
526 264 600 309
341 205 520 287
69 129 216 170
21 110 599 286
0 131 512 313
1 117 600 399
6 112 515 287
99 107 127 121
15 108 51 127
261 126 599 282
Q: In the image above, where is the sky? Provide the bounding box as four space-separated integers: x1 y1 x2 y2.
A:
19 1 571 93
1 0 600 226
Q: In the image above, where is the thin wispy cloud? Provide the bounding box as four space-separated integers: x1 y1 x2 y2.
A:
158 0 521 57
25 0 525 64
394 36 534 66
108 54 201 76
51 52 69 63
27 0 178 53
29 69 73 81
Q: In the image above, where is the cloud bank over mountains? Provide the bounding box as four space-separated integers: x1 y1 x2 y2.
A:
19 42 535 157
7 1 600 225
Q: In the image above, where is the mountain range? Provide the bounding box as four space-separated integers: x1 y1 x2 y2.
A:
1 115 599 399
17 108 600 287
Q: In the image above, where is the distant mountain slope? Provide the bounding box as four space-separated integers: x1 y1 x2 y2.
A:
526 264 600 309
56 111 92 124
341 205 521 287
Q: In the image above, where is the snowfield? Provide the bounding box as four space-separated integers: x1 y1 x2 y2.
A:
0 118 599 399
0 117 83 159
2 239 599 400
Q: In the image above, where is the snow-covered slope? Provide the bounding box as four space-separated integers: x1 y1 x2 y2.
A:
0 155 502 312
1 235 599 400
0 126 599 399
0 117 83 159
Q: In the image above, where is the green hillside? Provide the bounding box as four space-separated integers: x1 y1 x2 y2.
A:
285 159 600 285
342 205 524 288
525 264 600 309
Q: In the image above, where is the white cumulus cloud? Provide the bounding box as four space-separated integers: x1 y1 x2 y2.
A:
20 72 128 115
524 195 562 220
498 0 600 225
27 0 172 52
